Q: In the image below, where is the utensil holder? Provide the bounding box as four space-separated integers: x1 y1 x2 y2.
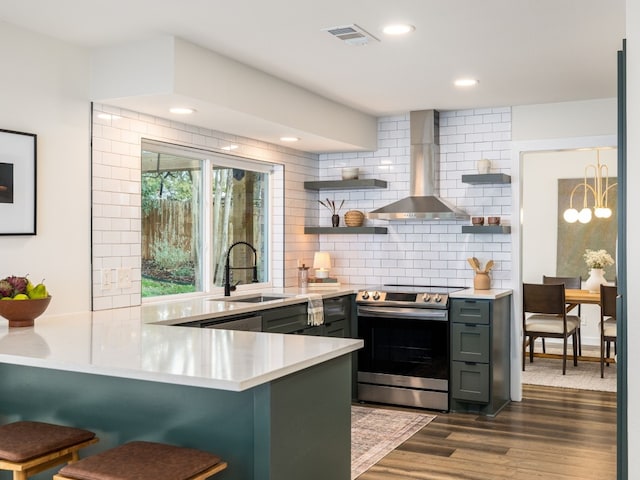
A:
474 272 491 290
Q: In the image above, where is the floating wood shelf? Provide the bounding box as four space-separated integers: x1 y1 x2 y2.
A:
461 174 511 185
303 179 387 190
304 226 388 234
462 225 511 234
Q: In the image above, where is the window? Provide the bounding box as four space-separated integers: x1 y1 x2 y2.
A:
141 140 274 298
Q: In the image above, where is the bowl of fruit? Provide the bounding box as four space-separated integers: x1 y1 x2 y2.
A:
0 275 51 328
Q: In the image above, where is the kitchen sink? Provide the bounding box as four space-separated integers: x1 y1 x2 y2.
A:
216 294 289 303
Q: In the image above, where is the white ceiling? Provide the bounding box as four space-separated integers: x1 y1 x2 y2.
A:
0 0 626 151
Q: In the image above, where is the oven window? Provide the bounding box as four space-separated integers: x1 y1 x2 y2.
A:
358 316 449 380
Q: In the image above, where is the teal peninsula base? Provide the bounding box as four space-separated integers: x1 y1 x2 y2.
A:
0 355 352 480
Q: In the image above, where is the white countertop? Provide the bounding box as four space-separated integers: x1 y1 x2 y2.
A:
450 288 513 300
143 286 356 325
0 287 363 392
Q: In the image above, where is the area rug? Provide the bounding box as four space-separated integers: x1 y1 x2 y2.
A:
521 344 616 392
351 405 435 479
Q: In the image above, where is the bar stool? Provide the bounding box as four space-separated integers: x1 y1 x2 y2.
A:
53 441 227 480
0 421 98 480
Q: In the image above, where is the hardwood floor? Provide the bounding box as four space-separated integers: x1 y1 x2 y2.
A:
359 385 617 480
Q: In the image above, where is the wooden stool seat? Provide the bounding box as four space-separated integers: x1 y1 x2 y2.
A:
54 441 227 480
0 421 98 480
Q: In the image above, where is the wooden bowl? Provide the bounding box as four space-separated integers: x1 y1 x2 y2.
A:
0 296 52 327
471 216 484 226
344 210 365 227
487 216 501 225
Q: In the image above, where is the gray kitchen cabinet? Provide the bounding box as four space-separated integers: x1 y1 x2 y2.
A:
295 295 353 338
450 295 511 416
324 319 350 337
179 294 355 338
322 295 352 337
262 303 308 333
177 311 263 330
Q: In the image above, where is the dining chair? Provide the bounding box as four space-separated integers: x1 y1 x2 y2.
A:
522 283 579 375
542 275 583 356
599 284 618 378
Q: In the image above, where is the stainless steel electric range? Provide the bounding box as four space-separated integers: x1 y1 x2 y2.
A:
356 285 465 411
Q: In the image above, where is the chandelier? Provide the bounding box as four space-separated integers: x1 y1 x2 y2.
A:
563 149 617 224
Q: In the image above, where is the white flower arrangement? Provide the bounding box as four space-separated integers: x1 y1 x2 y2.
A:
583 249 615 269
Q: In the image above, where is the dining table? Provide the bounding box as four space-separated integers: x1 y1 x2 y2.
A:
534 288 605 363
565 288 601 310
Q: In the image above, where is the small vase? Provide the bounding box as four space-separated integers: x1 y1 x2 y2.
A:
331 214 340 227
585 268 606 293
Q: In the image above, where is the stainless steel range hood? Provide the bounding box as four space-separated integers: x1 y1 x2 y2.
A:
367 110 469 220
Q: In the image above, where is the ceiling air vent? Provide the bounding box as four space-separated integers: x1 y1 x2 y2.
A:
322 24 380 46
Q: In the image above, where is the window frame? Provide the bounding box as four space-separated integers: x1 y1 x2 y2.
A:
141 139 275 301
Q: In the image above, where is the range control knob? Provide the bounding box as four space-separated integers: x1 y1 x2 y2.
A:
434 294 442 303
422 294 431 302
361 291 370 300
372 291 381 301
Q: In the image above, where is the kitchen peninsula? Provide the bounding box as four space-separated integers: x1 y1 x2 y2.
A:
0 289 363 480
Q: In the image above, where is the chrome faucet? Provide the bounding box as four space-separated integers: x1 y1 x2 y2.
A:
224 241 258 296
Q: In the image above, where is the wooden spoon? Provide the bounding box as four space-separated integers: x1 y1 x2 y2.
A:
472 257 481 271
467 257 479 272
484 260 495 273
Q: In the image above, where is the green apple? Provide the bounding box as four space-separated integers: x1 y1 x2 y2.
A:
13 294 29 300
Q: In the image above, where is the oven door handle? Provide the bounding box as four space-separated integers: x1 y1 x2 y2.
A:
357 306 448 321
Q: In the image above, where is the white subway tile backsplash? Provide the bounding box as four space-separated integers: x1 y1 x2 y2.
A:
317 108 512 289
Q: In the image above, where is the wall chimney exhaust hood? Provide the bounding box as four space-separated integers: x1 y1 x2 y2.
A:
367 110 469 221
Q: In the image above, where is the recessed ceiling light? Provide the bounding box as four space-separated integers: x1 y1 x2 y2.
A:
221 144 239 151
280 136 299 142
454 78 479 87
383 24 415 35
169 107 195 115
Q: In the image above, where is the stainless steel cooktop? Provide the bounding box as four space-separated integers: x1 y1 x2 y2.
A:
356 284 465 309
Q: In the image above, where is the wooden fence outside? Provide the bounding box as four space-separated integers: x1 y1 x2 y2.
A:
142 201 194 261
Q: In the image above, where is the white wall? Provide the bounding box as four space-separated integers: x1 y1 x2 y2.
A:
0 22 91 314
626 1 639 477
513 98 617 140
316 109 513 289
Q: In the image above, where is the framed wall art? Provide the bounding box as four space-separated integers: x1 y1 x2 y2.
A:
556 177 618 280
0 129 37 235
